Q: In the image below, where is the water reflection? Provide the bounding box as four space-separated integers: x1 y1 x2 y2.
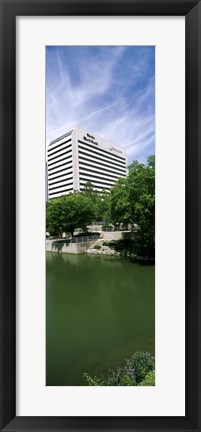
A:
46 252 155 386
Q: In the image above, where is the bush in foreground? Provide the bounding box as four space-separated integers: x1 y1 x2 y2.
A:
84 352 155 386
139 370 155 386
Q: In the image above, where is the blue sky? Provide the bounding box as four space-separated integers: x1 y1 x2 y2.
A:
46 46 155 164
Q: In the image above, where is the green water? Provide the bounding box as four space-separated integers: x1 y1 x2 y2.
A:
46 253 155 386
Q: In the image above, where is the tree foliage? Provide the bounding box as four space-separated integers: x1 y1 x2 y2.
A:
110 155 155 257
46 192 95 237
110 177 130 228
82 181 111 223
46 198 64 237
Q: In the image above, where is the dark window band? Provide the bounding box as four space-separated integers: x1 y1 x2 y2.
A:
48 138 72 152
79 171 124 182
48 171 73 182
49 179 73 191
78 149 126 169
48 146 72 160
79 160 126 176
48 153 72 167
48 161 72 172
49 186 73 196
80 176 115 185
48 167 70 177
78 139 125 162
49 176 73 187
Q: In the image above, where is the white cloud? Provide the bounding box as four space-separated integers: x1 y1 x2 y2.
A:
46 47 155 163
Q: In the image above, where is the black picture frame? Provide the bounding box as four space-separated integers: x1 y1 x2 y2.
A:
0 0 201 431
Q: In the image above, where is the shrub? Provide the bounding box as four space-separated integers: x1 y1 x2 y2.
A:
103 366 137 386
93 244 102 250
84 351 155 386
139 370 155 386
83 373 104 386
125 351 155 384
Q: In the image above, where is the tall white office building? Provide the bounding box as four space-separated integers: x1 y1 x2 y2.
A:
47 126 128 199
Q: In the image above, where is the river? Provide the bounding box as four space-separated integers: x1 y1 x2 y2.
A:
46 253 155 386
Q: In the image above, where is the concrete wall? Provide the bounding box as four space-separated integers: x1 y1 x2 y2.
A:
46 239 96 254
100 231 131 240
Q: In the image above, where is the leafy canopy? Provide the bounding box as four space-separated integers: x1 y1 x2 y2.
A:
46 192 95 237
110 155 155 256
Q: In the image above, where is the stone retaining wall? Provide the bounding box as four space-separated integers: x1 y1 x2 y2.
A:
46 239 96 254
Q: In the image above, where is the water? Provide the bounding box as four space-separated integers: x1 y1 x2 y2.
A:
46 253 155 386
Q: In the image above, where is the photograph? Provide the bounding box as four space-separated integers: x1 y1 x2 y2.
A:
46 46 155 386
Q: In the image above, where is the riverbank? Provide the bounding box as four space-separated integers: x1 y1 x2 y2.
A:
85 240 155 263
46 231 131 255
86 240 119 256
46 235 154 263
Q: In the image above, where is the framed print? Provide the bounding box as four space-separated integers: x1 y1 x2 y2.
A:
17 16 185 417
0 0 201 431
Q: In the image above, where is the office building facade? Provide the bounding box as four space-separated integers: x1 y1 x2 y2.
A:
47 126 128 199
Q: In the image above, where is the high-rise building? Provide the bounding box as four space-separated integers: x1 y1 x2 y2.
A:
47 126 128 199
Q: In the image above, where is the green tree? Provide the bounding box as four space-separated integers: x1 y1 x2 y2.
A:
95 189 111 223
82 181 111 223
82 181 97 200
110 177 130 228
46 193 95 237
110 155 155 257
46 198 64 237
128 156 155 256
